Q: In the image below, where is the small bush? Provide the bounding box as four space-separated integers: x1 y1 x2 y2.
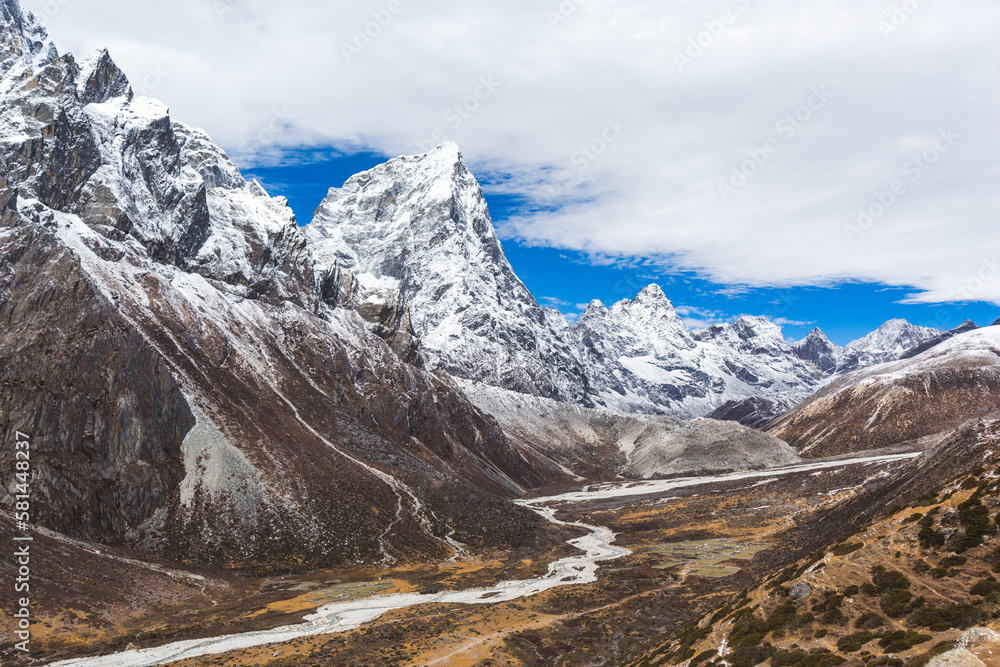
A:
843 585 861 597
729 644 775 667
970 577 1000 597
870 566 910 592
879 630 932 654
880 588 913 618
854 612 886 630
939 555 967 568
908 603 986 632
918 515 945 549
832 542 864 556
691 649 718 665
837 631 875 653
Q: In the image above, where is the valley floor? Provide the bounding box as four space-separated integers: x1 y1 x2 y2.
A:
2 447 938 667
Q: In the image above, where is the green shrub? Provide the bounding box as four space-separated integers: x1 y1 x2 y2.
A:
870 566 910 592
878 630 932 654
908 603 986 632
854 612 886 630
955 497 999 553
939 555 967 568
815 628 828 639
918 515 945 549
837 632 875 653
692 649 718 665
880 589 913 618
832 542 864 556
970 577 1000 597
913 560 931 574
905 513 924 523
729 644 775 667
843 585 861 597
772 650 807 667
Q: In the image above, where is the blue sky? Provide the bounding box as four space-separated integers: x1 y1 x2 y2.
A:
31 0 1000 346
244 150 997 346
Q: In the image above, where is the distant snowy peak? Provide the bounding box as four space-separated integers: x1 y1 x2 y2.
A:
1 0 56 93
695 316 790 356
305 142 591 403
792 328 844 374
837 318 942 373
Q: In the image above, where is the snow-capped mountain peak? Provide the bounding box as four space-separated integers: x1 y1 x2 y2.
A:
837 318 942 372
792 327 843 374
304 142 592 403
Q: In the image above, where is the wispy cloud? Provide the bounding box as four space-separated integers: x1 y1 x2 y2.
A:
29 0 1000 306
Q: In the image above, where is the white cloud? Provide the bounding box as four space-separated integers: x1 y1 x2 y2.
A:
675 305 731 330
23 0 1000 305
539 295 573 308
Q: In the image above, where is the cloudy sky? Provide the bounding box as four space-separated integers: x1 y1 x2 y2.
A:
25 0 1000 341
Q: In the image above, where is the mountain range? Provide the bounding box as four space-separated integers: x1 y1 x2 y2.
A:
1 0 986 571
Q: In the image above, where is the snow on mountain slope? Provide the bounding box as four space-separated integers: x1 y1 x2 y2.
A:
305 143 591 404
460 381 800 480
769 324 1000 457
792 328 844 374
0 0 559 569
835 319 942 373
565 287 822 417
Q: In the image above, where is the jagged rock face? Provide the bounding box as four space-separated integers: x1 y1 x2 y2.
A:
0 1 558 571
900 319 978 360
305 143 591 404
565 289 821 417
0 223 194 541
769 327 1000 457
835 319 942 373
0 7 317 308
706 396 796 429
793 327 844 374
